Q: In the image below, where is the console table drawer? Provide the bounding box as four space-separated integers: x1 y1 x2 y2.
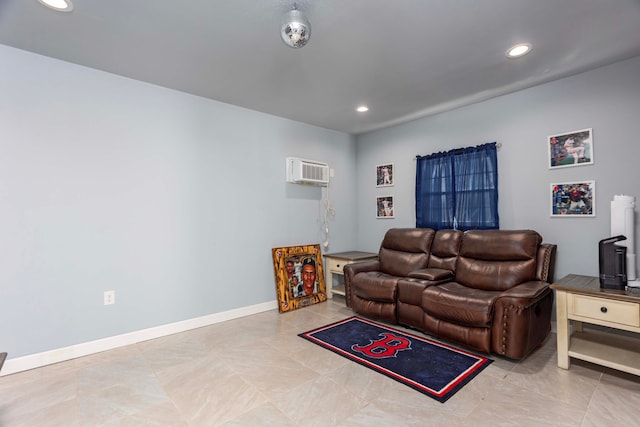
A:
569 294 640 327
326 258 344 273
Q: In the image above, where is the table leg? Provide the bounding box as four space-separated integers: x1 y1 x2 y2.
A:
573 321 583 333
555 290 570 369
326 269 334 299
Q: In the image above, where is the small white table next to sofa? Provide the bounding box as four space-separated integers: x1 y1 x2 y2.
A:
323 251 377 299
551 274 640 376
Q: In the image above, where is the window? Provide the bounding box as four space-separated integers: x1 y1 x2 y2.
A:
416 142 499 230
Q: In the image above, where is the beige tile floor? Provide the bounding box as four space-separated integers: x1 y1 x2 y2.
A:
1 297 640 426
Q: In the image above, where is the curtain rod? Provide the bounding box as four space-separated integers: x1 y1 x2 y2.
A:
413 142 502 160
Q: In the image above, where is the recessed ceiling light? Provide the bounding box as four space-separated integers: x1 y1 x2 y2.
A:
506 43 532 59
356 105 369 113
37 0 74 12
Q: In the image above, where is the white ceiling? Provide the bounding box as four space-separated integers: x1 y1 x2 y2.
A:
1 0 639 135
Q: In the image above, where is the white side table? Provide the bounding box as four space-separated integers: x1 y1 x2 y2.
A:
551 274 640 376
323 251 377 299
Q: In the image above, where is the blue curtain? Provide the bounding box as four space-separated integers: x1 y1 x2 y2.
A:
416 142 499 230
415 151 455 230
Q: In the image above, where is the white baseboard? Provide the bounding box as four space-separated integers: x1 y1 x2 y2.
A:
1 300 278 376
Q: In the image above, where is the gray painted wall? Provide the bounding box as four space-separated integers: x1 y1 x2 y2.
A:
356 55 640 282
0 45 357 358
2 42 639 360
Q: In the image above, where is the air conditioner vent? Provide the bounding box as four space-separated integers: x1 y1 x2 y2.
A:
286 157 329 186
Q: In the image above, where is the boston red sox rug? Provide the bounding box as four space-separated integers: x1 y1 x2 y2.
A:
299 316 492 403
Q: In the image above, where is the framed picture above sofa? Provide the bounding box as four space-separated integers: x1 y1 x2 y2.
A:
548 128 593 169
550 180 595 217
376 195 395 218
376 163 394 187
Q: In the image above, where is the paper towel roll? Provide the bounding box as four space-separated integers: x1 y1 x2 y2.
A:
611 195 636 281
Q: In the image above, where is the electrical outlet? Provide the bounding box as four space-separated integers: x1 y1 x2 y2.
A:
104 290 115 305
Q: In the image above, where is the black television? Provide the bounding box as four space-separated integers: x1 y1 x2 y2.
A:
599 235 627 290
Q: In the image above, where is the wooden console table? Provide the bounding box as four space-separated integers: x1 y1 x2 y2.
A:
324 251 377 299
551 274 640 376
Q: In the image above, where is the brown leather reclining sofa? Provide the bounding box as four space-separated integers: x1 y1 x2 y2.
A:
343 228 557 360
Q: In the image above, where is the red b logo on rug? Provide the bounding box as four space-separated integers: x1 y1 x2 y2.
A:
352 333 412 358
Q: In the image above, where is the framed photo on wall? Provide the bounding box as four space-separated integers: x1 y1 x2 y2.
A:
550 180 595 217
376 195 395 218
376 163 394 187
271 244 327 313
548 128 593 169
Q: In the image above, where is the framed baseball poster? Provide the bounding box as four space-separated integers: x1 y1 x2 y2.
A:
272 244 327 313
550 181 595 217
376 163 394 187
548 128 593 169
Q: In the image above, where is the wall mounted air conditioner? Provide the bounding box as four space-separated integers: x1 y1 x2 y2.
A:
286 157 329 186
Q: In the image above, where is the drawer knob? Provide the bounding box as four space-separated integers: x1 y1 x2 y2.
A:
336 264 340 268
600 306 608 313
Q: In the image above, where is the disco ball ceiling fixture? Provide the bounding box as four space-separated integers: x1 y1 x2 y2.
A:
280 8 311 48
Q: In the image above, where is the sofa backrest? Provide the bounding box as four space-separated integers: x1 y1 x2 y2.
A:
378 228 435 277
427 229 463 271
455 230 542 291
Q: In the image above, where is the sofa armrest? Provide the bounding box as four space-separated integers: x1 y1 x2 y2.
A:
408 268 453 281
344 260 381 308
536 243 557 283
492 281 554 359
498 280 550 303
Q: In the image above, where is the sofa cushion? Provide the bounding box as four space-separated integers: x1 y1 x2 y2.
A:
353 272 399 302
456 258 537 291
378 228 434 276
422 282 500 327
379 249 430 277
455 230 540 291
381 228 435 253
427 229 463 271
460 229 541 261
407 268 453 281
397 278 429 305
